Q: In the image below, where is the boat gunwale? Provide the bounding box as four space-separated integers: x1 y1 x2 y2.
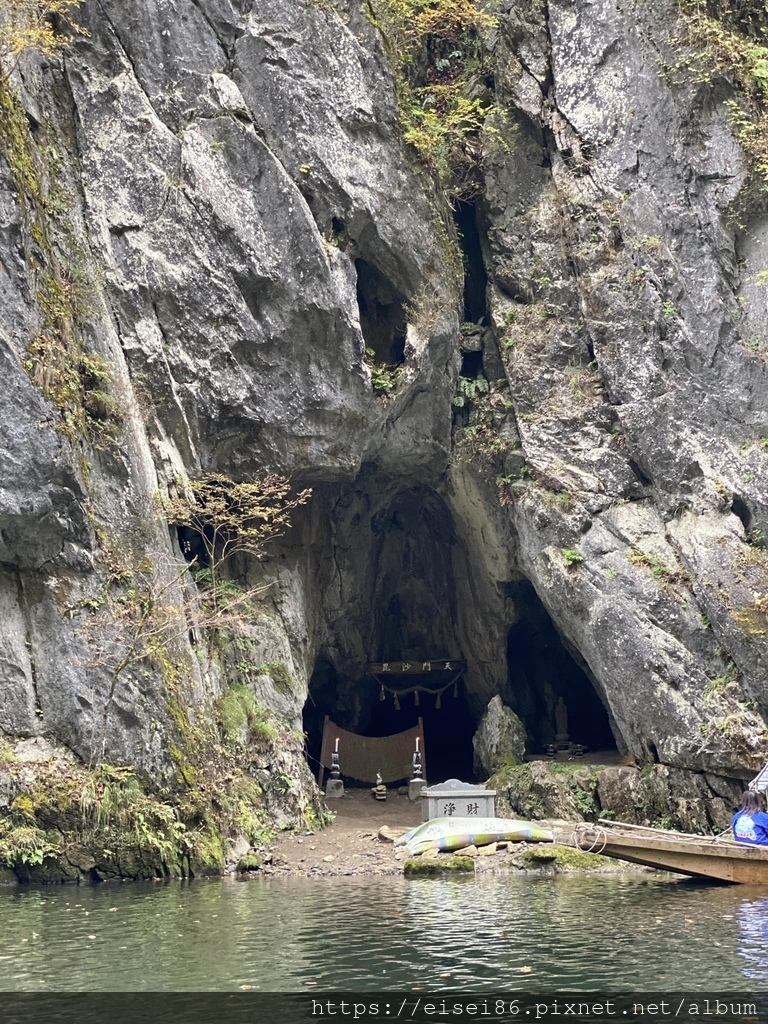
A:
573 820 768 864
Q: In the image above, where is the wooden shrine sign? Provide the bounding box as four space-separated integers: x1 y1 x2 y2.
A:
367 659 466 675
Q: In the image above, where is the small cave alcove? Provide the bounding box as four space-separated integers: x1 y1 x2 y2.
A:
176 525 208 566
355 258 407 366
505 580 617 755
459 349 484 380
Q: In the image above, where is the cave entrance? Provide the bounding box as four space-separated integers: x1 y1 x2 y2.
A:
302 663 476 786
505 581 617 756
367 488 477 781
302 485 481 787
366 661 475 783
303 659 342 781
355 258 407 366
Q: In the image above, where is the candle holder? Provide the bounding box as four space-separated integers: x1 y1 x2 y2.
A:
326 741 344 799
408 737 427 803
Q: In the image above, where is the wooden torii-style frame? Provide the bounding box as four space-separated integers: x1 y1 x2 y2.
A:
367 659 467 709
316 659 466 787
318 716 424 787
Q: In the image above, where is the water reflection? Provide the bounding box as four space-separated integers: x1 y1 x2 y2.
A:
0 874 766 991
738 896 768 982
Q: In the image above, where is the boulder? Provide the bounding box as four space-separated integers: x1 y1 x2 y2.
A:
473 696 527 778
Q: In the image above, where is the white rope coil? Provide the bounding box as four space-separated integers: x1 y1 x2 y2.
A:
572 824 608 855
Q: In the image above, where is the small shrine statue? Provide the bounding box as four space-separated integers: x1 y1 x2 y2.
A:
372 771 388 801
555 696 569 747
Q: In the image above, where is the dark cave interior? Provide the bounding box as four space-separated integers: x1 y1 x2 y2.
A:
354 257 407 366
505 580 616 753
301 487 617 787
454 199 488 325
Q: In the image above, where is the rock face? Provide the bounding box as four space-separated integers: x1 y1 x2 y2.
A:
491 759 743 834
0 0 767 871
473 696 527 778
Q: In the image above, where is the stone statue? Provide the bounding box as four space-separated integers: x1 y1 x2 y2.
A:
372 771 387 801
555 696 569 745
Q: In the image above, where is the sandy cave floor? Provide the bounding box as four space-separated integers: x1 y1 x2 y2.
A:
267 787 422 878
262 787 636 879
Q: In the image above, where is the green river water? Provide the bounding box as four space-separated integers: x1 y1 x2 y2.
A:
0 873 766 992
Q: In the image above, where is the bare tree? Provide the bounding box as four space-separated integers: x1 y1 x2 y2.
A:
159 474 311 612
79 474 311 761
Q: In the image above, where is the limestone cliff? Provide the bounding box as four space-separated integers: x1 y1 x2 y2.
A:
0 0 767 876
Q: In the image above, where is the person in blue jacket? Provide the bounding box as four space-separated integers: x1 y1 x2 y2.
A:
732 790 768 845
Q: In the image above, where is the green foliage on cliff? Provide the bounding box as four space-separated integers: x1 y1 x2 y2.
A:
365 346 402 396
0 3 116 452
218 685 275 743
0 760 191 877
677 0 768 185
452 372 489 407
79 765 190 865
0 694 312 880
0 0 85 82
561 548 583 569
370 0 504 197
25 333 122 447
627 548 691 588
733 593 768 636
161 475 311 610
0 820 60 867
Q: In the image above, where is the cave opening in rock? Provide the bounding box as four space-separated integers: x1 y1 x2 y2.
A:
505 580 617 755
303 658 346 781
731 493 752 533
302 483 620 791
302 484 481 786
363 674 476 782
176 525 207 566
303 661 477 786
354 258 407 365
459 349 484 379
454 199 488 325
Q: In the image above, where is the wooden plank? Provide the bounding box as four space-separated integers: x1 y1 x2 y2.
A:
577 828 768 884
597 818 730 843
367 660 466 675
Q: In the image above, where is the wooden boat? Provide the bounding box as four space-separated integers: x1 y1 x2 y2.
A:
574 818 768 884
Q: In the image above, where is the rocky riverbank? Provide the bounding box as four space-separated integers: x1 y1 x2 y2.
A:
258 789 645 879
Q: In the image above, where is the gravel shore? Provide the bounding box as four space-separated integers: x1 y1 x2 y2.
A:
260 788 640 879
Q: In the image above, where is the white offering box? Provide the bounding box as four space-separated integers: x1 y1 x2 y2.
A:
421 778 496 822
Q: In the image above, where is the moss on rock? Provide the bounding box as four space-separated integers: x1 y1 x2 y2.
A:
519 844 611 871
489 760 603 821
187 827 226 877
403 855 475 875
236 853 262 872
